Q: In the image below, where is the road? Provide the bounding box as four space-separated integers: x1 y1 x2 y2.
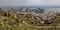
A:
22 21 56 28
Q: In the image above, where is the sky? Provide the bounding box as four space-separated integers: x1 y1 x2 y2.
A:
0 0 60 7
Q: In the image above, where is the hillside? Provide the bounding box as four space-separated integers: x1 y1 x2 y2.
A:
0 9 60 30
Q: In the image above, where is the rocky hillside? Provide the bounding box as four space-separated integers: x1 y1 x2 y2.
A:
0 9 60 30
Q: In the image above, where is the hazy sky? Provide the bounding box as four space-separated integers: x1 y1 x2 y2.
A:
0 0 60 7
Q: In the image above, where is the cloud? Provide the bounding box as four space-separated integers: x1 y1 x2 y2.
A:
23 0 44 6
44 0 60 6
0 0 44 6
0 0 60 6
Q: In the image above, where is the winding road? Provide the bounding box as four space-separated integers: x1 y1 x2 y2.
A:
22 21 57 28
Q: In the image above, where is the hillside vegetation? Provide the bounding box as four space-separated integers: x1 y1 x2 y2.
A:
0 9 60 30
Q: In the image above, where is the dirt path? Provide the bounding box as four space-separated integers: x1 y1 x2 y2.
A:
22 21 55 28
